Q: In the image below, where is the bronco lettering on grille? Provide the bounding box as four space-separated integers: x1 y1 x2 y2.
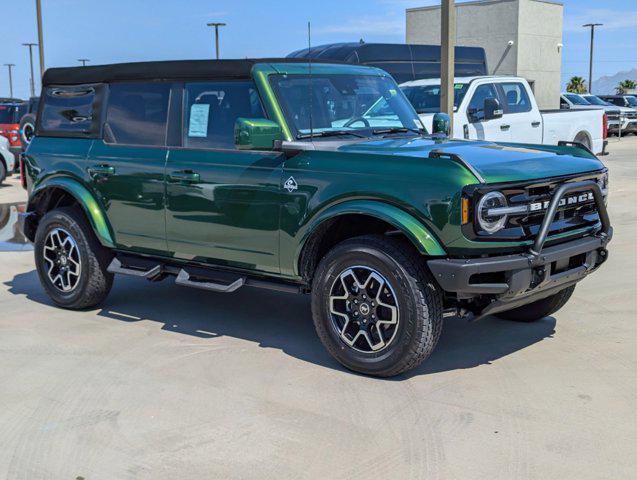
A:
528 192 594 212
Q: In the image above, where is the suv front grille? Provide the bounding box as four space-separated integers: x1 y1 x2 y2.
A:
463 172 605 242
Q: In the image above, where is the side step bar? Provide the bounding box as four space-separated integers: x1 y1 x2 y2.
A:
175 269 245 293
107 258 162 279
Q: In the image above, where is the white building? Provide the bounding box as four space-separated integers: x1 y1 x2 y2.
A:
406 0 564 109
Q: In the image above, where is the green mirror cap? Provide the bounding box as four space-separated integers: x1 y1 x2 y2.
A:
432 112 451 136
234 118 283 150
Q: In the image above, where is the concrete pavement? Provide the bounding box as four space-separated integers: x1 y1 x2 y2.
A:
0 139 635 479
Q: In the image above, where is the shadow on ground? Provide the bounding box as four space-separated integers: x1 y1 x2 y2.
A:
5 269 556 379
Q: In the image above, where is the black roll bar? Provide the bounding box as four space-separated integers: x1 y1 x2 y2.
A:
530 180 610 256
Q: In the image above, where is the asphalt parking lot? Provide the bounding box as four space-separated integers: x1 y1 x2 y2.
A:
1 139 636 479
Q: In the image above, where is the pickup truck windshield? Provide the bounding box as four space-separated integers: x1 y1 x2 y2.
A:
564 94 590 106
269 74 425 138
583 95 611 106
400 84 469 113
626 96 637 107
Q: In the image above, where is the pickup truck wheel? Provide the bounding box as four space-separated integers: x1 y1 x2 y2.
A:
0 161 6 184
496 285 575 322
574 132 591 151
34 207 114 309
311 234 443 377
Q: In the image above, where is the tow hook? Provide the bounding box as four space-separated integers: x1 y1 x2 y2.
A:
530 267 547 289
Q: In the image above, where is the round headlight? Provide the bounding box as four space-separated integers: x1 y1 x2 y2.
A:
477 191 508 234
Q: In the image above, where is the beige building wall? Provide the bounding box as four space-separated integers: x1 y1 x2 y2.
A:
406 0 563 109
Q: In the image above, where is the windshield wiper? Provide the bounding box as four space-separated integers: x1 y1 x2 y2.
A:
372 127 422 136
297 129 368 139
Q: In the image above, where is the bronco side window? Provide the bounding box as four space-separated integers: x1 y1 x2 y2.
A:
183 81 265 150
105 82 171 146
38 84 103 137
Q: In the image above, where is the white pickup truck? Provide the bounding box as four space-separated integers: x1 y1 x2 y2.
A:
400 76 607 154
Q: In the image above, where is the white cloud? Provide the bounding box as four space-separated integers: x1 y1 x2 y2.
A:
564 8 637 32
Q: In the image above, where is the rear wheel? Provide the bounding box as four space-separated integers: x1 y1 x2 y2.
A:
311 235 443 377
574 132 592 151
496 285 575 322
0 160 6 184
34 207 114 309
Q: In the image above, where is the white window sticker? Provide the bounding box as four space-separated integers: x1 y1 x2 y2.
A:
188 104 210 137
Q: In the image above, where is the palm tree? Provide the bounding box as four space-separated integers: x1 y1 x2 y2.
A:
566 76 587 94
616 80 636 94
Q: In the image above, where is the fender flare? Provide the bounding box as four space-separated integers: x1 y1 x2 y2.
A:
28 176 115 248
297 199 446 271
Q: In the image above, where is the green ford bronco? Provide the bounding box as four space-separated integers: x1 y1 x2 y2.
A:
22 59 611 377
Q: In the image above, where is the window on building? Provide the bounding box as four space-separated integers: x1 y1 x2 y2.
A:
183 81 265 149
105 82 171 146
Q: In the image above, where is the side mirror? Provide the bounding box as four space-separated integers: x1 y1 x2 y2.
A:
234 118 283 150
432 112 451 137
484 97 503 121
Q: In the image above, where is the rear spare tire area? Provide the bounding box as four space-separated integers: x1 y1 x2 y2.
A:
34 206 114 309
496 285 575 322
19 113 37 150
311 234 443 377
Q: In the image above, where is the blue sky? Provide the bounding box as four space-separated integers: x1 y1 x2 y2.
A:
1 0 636 99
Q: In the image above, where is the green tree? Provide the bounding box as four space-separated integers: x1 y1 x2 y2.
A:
566 76 587 94
616 80 636 94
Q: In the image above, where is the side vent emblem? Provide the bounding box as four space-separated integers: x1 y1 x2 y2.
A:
284 176 298 193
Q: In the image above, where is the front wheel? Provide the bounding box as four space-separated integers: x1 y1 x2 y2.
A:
496 285 575 322
34 207 114 309
311 235 443 377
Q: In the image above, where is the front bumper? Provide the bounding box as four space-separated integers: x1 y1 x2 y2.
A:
429 180 612 320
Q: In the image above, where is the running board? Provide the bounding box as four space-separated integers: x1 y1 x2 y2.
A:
175 269 245 293
107 258 162 278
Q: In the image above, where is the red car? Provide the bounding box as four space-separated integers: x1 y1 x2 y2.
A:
0 101 26 155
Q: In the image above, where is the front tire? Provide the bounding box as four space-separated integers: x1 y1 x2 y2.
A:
311 235 443 377
34 207 114 309
496 285 575 322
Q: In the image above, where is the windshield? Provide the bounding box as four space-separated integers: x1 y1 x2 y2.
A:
269 74 425 138
626 96 637 107
401 83 469 113
583 95 610 106
564 94 590 106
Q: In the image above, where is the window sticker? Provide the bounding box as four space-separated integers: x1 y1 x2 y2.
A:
454 84 464 90
188 103 210 137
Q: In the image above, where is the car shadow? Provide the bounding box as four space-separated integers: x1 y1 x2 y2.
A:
5 270 556 379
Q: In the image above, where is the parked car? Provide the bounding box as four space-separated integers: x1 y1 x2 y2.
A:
288 42 488 84
560 93 621 135
581 94 636 135
22 59 612 377
19 96 40 150
0 99 26 155
0 135 16 184
400 76 607 154
598 95 637 134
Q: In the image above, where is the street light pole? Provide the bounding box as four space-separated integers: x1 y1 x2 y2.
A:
440 0 456 132
4 64 15 98
78 59 90 66
22 43 38 97
206 22 226 59
583 23 602 93
35 0 45 77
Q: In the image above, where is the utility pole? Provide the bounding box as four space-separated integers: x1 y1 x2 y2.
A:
35 0 45 77
583 23 602 93
78 59 90 66
440 0 456 132
4 64 15 98
22 43 38 97
206 22 226 59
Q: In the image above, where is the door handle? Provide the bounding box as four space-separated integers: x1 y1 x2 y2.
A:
531 121 541 127
169 170 201 183
87 164 115 177
500 124 511 131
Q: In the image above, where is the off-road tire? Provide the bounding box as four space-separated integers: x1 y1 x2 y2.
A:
19 113 36 149
34 206 114 309
496 285 576 322
311 234 443 377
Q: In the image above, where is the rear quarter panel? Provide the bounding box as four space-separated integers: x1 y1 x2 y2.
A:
541 109 604 153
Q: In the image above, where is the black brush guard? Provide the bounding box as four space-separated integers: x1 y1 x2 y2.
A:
428 180 612 320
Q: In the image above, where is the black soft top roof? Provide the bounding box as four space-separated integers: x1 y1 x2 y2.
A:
42 58 347 86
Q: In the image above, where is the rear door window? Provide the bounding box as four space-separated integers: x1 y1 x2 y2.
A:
38 84 103 136
105 82 171 146
183 81 265 150
499 82 532 113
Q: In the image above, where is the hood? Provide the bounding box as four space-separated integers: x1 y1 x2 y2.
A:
332 137 605 184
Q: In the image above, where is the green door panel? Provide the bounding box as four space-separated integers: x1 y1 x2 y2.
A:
295 199 446 272
165 148 284 273
31 176 115 248
87 140 168 255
